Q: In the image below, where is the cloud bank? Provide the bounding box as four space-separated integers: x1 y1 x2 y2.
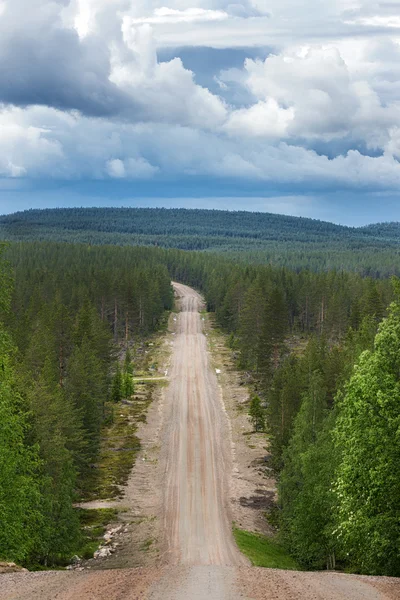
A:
1 0 400 204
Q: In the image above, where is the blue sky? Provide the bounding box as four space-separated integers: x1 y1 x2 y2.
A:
1 1 400 225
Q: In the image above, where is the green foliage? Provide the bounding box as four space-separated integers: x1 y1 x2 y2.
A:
123 373 134 398
2 207 400 276
233 528 299 570
26 375 83 563
111 363 123 403
1 226 400 575
249 395 265 432
279 410 338 570
76 508 118 560
274 293 400 576
124 348 133 375
267 356 303 470
65 337 108 458
0 242 173 566
122 349 135 397
332 302 400 576
0 327 43 563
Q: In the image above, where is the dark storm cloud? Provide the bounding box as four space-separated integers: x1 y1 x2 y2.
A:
0 3 132 116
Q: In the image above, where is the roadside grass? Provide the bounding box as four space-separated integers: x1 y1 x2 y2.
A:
139 538 154 552
80 333 166 501
79 395 146 500
233 527 299 570
76 508 119 560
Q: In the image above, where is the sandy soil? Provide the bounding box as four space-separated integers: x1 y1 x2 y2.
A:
204 316 276 535
159 282 247 566
2 283 399 600
236 567 400 600
0 568 165 600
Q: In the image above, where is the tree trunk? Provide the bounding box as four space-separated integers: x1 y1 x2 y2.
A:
125 311 129 344
114 298 118 341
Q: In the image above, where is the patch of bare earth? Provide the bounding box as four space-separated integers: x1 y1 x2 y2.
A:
0 567 166 600
204 315 276 536
236 567 400 600
83 316 177 570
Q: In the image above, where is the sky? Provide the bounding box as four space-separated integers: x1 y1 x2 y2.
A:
1 1 400 225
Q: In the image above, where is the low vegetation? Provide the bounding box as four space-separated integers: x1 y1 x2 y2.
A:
233 528 299 570
76 509 118 561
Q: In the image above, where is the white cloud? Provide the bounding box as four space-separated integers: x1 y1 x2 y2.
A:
0 108 64 178
2 105 400 191
110 21 227 128
347 16 400 28
129 7 229 25
0 0 227 128
222 44 400 150
106 158 126 178
0 0 400 199
106 157 159 178
225 98 294 138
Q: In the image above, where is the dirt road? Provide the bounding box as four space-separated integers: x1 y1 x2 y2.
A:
1 283 399 600
160 282 245 566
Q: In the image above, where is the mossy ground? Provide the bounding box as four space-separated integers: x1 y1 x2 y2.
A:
233 527 299 570
72 321 170 563
95 386 154 499
81 324 170 501
76 508 119 560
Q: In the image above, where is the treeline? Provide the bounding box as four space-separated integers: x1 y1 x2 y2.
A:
0 243 172 566
163 250 399 575
164 248 392 338
1 207 400 276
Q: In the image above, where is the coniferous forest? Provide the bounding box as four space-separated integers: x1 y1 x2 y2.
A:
0 242 172 566
1 208 400 576
2 207 400 275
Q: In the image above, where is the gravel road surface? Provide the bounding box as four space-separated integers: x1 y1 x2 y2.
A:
160 282 246 566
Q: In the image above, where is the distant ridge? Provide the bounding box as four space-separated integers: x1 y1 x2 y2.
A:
1 207 399 275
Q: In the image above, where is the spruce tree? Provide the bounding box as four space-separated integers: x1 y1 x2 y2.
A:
0 327 43 563
249 395 265 432
111 362 123 403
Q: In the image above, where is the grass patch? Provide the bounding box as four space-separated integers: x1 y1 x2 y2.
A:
233 527 299 570
140 538 154 552
74 508 119 560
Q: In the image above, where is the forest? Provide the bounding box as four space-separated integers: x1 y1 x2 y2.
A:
1 207 400 275
0 219 399 575
0 242 172 566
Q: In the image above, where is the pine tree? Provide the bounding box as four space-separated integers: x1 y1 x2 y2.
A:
111 362 123 403
249 395 265 432
0 327 43 563
238 281 265 369
65 337 106 459
27 374 81 564
267 356 303 470
257 286 287 387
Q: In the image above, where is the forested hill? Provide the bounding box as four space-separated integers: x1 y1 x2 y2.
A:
1 207 400 275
